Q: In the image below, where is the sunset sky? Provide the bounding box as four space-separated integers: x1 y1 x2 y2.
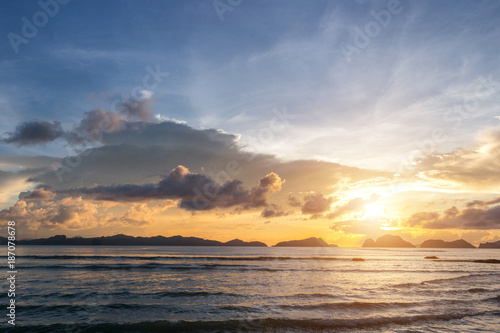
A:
1 0 500 246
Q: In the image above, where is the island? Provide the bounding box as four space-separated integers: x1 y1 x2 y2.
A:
7 234 268 247
420 239 475 248
479 240 500 249
362 234 415 248
273 237 338 247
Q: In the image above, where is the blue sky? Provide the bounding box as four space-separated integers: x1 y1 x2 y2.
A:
2 0 499 167
1 1 500 244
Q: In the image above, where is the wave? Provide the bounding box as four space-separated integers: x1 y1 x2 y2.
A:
435 259 500 264
3 312 494 333
280 301 418 311
19 263 472 274
393 273 497 288
19 255 356 261
27 290 242 300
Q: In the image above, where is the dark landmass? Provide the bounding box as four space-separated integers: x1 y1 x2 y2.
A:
420 239 476 248
14 234 268 247
0 236 6 245
223 239 268 247
273 237 338 247
424 256 439 259
362 234 415 248
479 240 500 248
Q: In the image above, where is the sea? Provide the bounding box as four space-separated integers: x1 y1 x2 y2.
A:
1 246 499 332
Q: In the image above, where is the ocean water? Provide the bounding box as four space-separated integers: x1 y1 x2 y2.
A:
2 246 499 332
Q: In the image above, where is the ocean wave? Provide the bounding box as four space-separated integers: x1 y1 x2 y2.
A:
3 312 493 333
280 301 418 311
393 273 497 288
434 259 500 264
19 255 356 262
29 290 242 300
18 263 472 274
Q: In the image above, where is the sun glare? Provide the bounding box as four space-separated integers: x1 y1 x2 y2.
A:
363 203 385 218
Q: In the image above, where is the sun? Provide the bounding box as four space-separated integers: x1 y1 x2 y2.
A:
363 203 385 219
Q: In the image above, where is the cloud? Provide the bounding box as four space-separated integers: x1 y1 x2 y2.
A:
3 98 153 147
465 196 500 208
119 202 174 226
60 166 284 211
0 168 50 206
3 120 64 145
0 197 103 230
117 97 153 121
260 204 289 218
66 108 125 144
288 194 302 207
327 194 379 219
405 204 500 230
19 187 55 201
301 193 333 214
417 129 500 190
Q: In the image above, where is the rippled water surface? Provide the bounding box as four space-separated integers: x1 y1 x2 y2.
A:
2 246 499 332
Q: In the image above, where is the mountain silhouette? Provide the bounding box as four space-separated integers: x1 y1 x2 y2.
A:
420 239 475 248
362 234 415 248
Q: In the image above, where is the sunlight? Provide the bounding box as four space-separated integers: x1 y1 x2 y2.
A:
363 203 385 219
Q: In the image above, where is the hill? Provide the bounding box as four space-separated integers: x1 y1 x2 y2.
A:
420 239 475 248
273 237 337 247
479 240 500 249
16 234 268 247
362 235 415 248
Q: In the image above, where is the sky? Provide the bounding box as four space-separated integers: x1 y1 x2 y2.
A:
0 0 500 246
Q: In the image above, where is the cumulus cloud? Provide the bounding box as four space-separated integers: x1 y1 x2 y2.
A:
301 193 334 214
3 97 155 147
19 187 55 201
405 204 500 230
288 194 302 207
59 166 284 211
66 108 125 144
0 197 102 230
3 120 64 145
260 204 289 218
117 97 153 121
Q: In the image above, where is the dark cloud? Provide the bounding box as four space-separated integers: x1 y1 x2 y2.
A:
19 187 55 201
405 205 500 230
406 211 440 227
66 108 125 144
301 193 333 214
60 165 284 211
4 98 153 147
117 98 153 121
3 120 63 145
260 204 289 218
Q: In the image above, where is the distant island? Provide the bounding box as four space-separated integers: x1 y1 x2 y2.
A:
0 234 337 247
2 233 495 248
1 234 268 247
273 237 338 247
479 240 500 248
362 235 415 248
420 239 475 248
362 234 488 248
